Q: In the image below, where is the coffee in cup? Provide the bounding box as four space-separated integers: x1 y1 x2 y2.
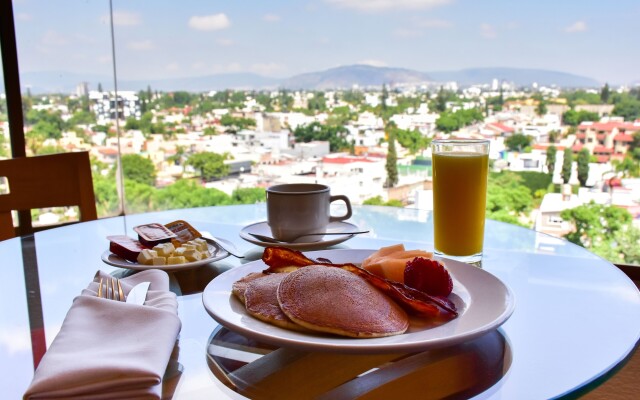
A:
266 183 352 242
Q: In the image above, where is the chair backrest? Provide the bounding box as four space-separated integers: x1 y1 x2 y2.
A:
0 151 97 240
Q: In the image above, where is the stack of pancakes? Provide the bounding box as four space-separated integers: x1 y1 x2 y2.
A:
232 265 409 338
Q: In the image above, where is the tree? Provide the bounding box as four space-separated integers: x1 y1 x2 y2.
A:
231 187 266 204
186 152 231 182
546 145 557 177
505 134 532 152
600 83 611 103
562 109 599 126
577 148 590 186
385 126 398 187
612 97 640 121
561 202 636 262
293 122 350 152
561 148 573 184
121 154 156 186
391 124 430 154
535 100 547 116
433 86 448 113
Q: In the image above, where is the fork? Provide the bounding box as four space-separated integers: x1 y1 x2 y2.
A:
97 277 125 301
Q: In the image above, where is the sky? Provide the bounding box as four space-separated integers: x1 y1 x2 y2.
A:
10 0 640 85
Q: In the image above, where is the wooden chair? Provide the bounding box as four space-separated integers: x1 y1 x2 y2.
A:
0 151 98 240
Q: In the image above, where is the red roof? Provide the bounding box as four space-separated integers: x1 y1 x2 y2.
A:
577 121 639 132
322 156 375 164
596 155 610 163
576 133 586 139
98 147 118 155
572 144 583 152
593 145 613 153
487 122 515 133
614 133 634 142
533 144 565 151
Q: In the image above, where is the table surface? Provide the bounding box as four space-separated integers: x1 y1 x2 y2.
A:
2 204 639 399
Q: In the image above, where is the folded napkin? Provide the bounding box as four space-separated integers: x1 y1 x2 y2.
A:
24 269 182 400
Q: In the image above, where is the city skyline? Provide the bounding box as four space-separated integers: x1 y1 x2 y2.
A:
10 0 640 86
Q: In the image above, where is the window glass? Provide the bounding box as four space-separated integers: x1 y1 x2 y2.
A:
7 1 640 266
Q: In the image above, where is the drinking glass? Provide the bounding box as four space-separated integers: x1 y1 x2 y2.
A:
432 139 490 264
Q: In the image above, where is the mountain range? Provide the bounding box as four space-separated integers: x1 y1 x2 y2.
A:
3 65 606 94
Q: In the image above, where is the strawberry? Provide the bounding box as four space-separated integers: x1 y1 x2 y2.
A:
404 257 453 296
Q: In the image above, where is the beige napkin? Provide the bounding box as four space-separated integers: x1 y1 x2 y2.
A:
24 270 181 400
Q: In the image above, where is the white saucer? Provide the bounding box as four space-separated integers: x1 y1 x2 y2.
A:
239 221 360 250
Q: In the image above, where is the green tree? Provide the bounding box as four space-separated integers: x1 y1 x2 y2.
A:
155 179 230 209
561 148 573 184
363 196 403 207
391 124 430 154
121 154 157 186
561 202 637 262
485 172 533 226
546 145 557 177
220 114 256 132
505 134 532 152
186 152 231 182
535 100 547 116
293 122 350 152
562 109 599 126
385 126 398 187
600 83 611 103
577 148 590 186
612 97 640 121
231 187 266 204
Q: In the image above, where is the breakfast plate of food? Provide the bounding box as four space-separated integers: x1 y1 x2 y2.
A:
101 220 233 271
239 221 360 250
202 245 515 354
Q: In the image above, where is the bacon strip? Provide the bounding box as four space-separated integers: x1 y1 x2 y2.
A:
261 246 457 319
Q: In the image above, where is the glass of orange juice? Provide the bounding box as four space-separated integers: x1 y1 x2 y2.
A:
432 139 490 264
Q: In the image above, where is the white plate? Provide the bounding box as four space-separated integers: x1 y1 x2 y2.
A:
101 237 233 271
239 221 360 250
202 249 515 354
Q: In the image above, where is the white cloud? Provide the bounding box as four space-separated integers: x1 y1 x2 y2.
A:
251 62 286 75
16 13 32 22
326 0 452 12
100 11 141 26
166 62 180 72
216 38 234 46
415 19 453 29
358 59 388 67
42 30 68 46
0 327 33 354
263 13 281 22
211 63 243 74
127 40 154 50
565 21 587 33
188 14 231 31
393 28 423 38
480 23 497 39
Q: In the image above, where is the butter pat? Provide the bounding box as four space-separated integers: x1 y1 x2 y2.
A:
183 249 202 262
153 243 175 257
167 255 187 265
152 256 167 265
137 249 158 265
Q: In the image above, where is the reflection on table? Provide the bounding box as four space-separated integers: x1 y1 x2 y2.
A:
2 204 639 400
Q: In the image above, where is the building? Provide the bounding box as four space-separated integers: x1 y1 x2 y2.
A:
88 90 141 124
574 119 639 162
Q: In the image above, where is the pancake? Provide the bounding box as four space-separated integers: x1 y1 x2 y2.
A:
231 271 266 304
243 273 308 332
277 265 409 338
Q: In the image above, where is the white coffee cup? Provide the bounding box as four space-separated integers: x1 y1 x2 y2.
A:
266 183 352 242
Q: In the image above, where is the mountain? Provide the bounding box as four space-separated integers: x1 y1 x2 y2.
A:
1 65 607 94
280 64 431 90
5 71 280 94
427 67 600 88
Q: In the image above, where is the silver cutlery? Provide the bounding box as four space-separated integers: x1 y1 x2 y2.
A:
126 282 150 305
202 235 244 258
248 230 370 244
97 277 125 301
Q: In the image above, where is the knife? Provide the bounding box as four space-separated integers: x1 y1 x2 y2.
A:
126 282 150 305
